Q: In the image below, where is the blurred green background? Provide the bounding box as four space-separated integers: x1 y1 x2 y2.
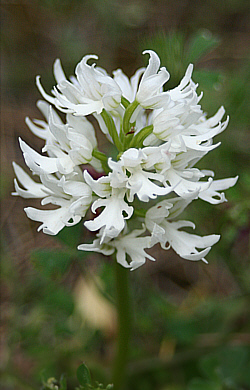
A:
1 1 250 389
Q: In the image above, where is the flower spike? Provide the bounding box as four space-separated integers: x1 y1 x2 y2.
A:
13 49 237 270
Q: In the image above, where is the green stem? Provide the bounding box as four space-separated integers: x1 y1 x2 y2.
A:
134 208 146 218
121 96 130 109
92 149 110 173
122 100 139 135
129 125 154 149
112 261 132 389
101 109 123 152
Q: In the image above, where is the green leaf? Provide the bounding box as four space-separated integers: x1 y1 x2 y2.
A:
77 363 92 387
31 249 72 280
186 30 220 64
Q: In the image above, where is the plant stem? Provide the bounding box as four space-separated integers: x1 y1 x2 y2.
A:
112 261 132 389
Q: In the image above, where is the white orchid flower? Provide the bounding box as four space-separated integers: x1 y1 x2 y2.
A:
110 227 156 270
158 220 220 263
145 209 220 263
19 107 101 176
118 148 174 202
199 176 238 204
25 199 82 235
19 138 76 175
24 174 92 235
84 188 133 243
78 232 115 257
36 55 122 116
136 50 170 109
79 227 155 271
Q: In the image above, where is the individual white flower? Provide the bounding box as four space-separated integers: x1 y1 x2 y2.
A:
84 188 133 243
25 199 82 235
145 204 220 262
86 148 174 204
126 164 172 202
118 148 174 202
24 174 93 235
13 159 93 235
149 64 229 156
78 230 115 257
163 166 213 198
19 107 102 176
152 147 214 199
47 108 97 156
152 105 228 152
145 194 199 247
79 227 155 271
145 192 199 229
110 227 156 270
36 55 122 116
199 176 238 204
136 50 170 109
158 220 220 262
19 137 76 175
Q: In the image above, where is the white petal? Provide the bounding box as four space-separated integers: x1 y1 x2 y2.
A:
165 168 212 197
36 76 56 105
199 176 238 204
78 239 115 256
84 189 133 241
136 50 170 107
12 162 49 198
24 203 81 235
19 138 58 174
110 228 156 270
127 168 173 202
53 58 67 84
84 170 111 197
62 180 92 197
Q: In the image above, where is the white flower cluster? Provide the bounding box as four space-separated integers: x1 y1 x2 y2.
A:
13 50 238 270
